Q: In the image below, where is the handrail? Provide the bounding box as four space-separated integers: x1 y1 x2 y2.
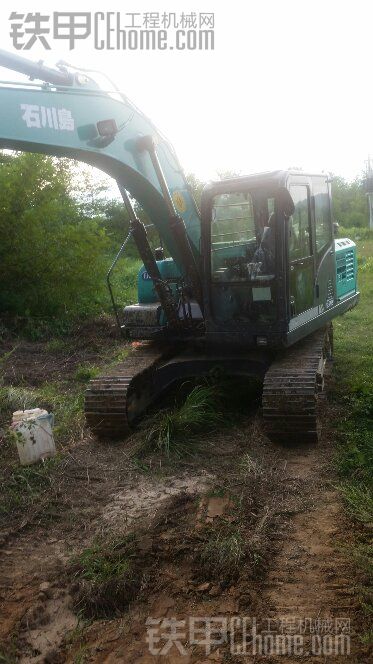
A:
106 231 133 336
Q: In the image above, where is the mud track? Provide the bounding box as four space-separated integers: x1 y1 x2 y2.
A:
0 337 369 663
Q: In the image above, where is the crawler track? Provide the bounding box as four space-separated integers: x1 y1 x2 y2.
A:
84 342 166 438
86 328 332 443
262 327 330 443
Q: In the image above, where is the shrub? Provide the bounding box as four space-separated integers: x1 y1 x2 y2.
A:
0 153 110 319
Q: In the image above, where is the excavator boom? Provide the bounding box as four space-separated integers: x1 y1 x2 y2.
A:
0 49 202 275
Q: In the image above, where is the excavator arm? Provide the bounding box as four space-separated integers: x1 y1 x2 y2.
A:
0 49 202 281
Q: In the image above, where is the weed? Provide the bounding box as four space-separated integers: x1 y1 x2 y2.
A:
0 382 84 445
0 648 18 664
0 457 59 516
361 630 373 646
346 542 373 580
45 338 70 353
360 256 373 273
73 647 89 664
239 453 264 479
108 347 130 366
74 364 100 382
131 458 151 474
339 227 373 242
70 535 142 618
145 384 223 457
0 382 83 520
32 383 85 445
22 317 74 341
333 237 373 631
206 486 226 499
0 386 38 420
339 483 373 525
199 527 245 581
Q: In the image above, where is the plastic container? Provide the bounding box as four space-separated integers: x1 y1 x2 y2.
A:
12 408 56 466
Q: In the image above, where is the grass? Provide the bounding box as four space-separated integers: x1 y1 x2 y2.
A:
0 456 59 517
0 645 18 664
339 482 373 525
333 236 373 641
70 534 142 618
0 381 84 519
74 364 100 382
144 383 223 457
333 247 373 504
199 528 245 581
45 338 72 353
238 453 265 479
0 382 85 445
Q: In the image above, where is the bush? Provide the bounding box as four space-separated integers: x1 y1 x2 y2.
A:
339 227 373 241
0 153 111 319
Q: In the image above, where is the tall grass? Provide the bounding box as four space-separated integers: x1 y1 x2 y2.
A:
199 528 245 581
70 535 142 618
333 237 373 641
145 384 223 457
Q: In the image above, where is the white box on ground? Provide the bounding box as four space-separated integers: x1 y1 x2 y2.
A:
12 408 56 466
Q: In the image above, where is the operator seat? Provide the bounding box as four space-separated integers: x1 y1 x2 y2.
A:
253 212 276 274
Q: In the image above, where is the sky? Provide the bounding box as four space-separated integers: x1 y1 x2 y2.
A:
0 0 372 190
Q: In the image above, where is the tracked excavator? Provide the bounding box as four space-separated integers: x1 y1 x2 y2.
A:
0 49 359 442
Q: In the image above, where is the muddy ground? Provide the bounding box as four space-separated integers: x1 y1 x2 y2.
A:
0 330 370 663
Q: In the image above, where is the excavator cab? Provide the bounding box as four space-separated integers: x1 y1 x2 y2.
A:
201 179 287 346
200 171 358 349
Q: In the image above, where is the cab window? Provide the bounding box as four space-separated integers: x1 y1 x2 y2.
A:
211 192 255 249
289 185 312 260
210 191 275 281
313 179 332 254
211 192 256 280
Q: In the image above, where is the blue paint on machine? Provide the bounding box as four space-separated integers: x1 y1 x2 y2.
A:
138 258 181 304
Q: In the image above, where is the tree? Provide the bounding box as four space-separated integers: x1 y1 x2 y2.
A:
331 175 368 228
0 152 110 318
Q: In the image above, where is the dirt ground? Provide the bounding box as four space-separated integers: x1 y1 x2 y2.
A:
0 332 370 663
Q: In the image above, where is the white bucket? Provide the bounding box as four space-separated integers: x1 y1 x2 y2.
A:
12 408 56 466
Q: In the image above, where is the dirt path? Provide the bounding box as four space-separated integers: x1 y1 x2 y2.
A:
260 442 360 663
0 335 368 663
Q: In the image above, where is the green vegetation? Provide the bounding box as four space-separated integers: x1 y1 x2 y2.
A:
333 237 373 639
333 248 373 494
332 176 369 228
0 153 110 319
0 455 59 517
199 527 245 581
0 381 84 518
0 152 142 335
74 364 100 382
0 382 84 445
339 483 373 525
144 384 223 457
71 535 142 618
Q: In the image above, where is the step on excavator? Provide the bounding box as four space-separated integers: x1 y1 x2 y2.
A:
0 49 359 443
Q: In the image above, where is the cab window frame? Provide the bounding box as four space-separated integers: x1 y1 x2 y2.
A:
288 184 313 262
312 178 333 259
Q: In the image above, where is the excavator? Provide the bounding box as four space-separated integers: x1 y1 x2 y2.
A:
0 49 359 443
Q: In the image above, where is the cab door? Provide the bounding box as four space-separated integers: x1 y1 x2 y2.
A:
288 184 315 318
